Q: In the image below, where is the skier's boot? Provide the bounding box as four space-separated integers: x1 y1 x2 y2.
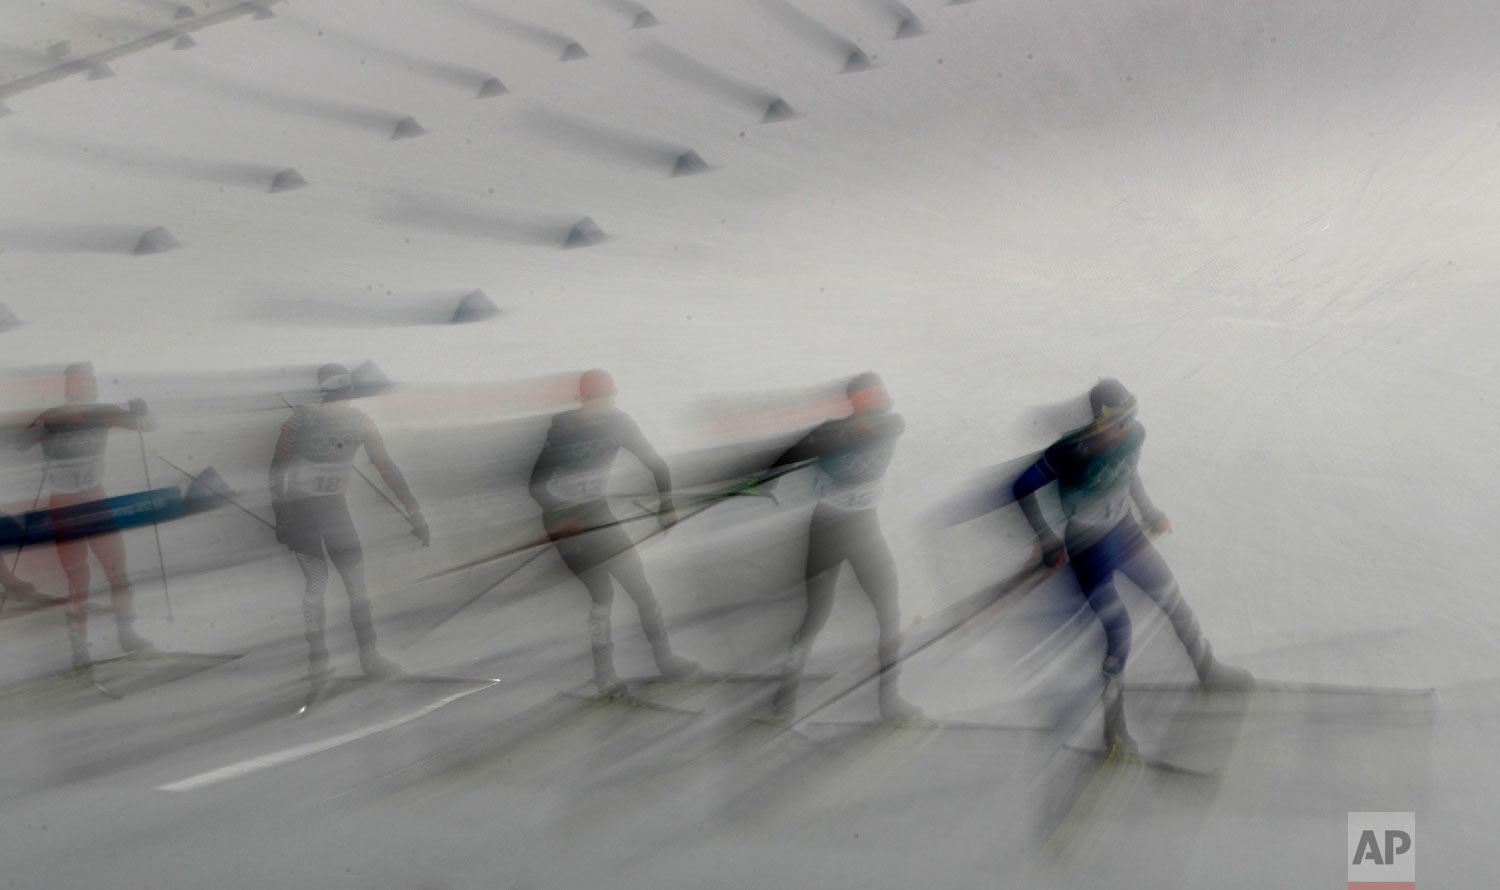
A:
66 615 91 670
306 645 331 684
1101 673 1138 758
879 689 923 724
589 605 624 697
650 635 700 681
359 647 403 680
1195 649 1254 690
878 661 922 723
768 681 797 724
117 618 155 655
655 653 701 681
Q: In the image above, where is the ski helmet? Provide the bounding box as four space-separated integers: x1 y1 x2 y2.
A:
64 361 97 404
579 368 616 402
847 371 890 414
1088 378 1136 422
318 363 354 399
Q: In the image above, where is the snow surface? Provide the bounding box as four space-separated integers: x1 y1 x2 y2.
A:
0 0 1497 887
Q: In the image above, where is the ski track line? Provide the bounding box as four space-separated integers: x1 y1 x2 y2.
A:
158 680 498 792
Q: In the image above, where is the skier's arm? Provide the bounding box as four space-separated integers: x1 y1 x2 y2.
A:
619 416 673 509
362 416 429 545
268 411 300 503
1013 456 1065 565
14 413 46 451
1129 472 1169 534
759 427 821 492
361 418 420 515
105 400 157 433
528 422 565 511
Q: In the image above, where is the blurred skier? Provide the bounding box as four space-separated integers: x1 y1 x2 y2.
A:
1011 378 1249 753
16 362 156 667
529 369 698 695
270 363 429 683
767 372 920 722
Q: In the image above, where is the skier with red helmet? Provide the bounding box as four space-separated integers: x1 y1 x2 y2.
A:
765 372 921 723
17 362 156 668
529 369 698 694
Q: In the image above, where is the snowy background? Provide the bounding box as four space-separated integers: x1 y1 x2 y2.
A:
0 1 1496 887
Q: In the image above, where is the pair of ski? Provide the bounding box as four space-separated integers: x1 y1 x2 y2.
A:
70 667 124 700
64 649 241 702
1053 677 1437 779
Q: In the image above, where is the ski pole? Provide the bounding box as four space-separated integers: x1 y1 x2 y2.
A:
403 546 551 648
137 428 173 620
409 470 780 638
352 464 419 530
779 562 1059 734
156 454 275 531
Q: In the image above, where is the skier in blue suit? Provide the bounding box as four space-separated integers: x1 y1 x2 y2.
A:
1013 379 1249 752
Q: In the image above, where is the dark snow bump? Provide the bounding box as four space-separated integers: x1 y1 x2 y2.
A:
763 97 795 123
269 168 307 192
671 150 710 177
894 16 924 39
451 290 499 323
134 227 179 255
391 117 427 140
563 217 605 248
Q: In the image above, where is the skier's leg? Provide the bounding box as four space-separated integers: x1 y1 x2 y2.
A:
555 533 622 691
601 527 697 678
774 513 842 717
1085 582 1135 749
845 512 919 720
294 550 331 680
328 545 397 679
1099 672 1136 755
1119 534 1248 685
89 528 151 652
54 536 92 668
314 497 396 679
581 568 620 691
1070 532 1135 748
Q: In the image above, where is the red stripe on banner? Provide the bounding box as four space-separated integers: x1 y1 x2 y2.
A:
1348 882 1416 890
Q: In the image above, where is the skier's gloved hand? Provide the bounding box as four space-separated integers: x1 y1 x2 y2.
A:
409 510 431 547
1141 511 1171 536
1039 535 1066 569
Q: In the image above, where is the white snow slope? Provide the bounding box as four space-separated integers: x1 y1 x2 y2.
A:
1 0 1498 887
